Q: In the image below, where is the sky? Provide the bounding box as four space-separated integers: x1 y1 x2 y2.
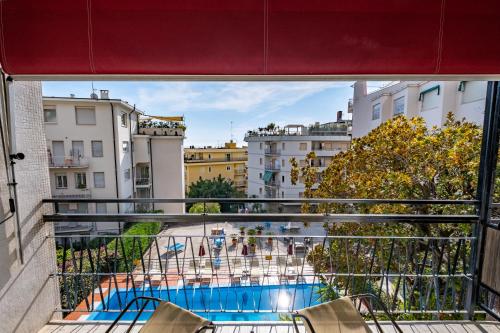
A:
42 81 390 147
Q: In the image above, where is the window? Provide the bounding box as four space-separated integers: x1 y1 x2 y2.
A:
462 81 487 104
281 191 284 198
208 167 212 173
52 141 64 157
393 97 405 115
208 154 211 159
259 173 262 179
372 103 381 120
93 172 105 188
259 158 263 165
55 174 67 188
420 85 440 111
226 166 231 171
226 153 231 161
259 143 263 150
282 143 285 150
120 112 128 127
71 141 84 157
299 143 307 151
96 203 107 214
122 141 129 152
75 173 87 188
44 106 57 123
75 107 96 125
124 169 131 180
281 159 285 167
259 188 262 194
91 141 103 157
282 175 285 183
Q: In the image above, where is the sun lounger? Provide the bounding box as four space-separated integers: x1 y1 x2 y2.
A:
292 294 402 333
105 296 215 333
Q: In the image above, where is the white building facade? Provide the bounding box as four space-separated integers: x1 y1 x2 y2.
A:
244 120 351 200
43 91 185 236
351 81 487 138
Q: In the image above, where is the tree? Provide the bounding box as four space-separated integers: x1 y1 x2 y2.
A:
188 202 221 213
187 175 245 212
293 114 482 236
291 114 484 317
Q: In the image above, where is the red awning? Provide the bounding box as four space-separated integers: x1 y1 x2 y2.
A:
1 0 500 76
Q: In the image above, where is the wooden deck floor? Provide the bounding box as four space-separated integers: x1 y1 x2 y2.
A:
39 321 500 333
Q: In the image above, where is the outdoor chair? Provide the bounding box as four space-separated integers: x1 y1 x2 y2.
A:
106 296 215 333
292 294 402 333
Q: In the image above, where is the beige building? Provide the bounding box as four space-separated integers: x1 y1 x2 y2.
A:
184 141 247 194
43 92 185 236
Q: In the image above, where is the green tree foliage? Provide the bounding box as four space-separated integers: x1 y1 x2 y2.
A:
188 202 221 213
57 222 160 314
187 175 245 212
292 115 484 317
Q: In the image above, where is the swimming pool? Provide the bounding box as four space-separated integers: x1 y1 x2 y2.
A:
87 283 323 321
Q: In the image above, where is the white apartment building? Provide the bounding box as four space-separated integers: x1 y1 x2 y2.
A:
43 91 185 236
244 116 351 200
351 81 487 138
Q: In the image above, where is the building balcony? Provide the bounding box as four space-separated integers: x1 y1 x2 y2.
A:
135 177 151 187
37 197 497 332
264 148 281 156
184 156 247 163
265 163 281 172
264 179 281 187
49 155 89 168
234 179 246 187
234 167 246 175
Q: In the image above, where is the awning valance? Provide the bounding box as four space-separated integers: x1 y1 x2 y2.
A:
263 171 273 183
1 1 500 77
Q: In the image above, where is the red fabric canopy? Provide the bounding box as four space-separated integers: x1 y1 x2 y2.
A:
1 0 500 76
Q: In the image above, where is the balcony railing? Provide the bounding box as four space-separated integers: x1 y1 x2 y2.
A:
49 155 89 168
41 197 488 322
265 164 281 171
265 179 281 187
264 148 281 155
234 168 246 175
185 156 247 163
135 177 151 186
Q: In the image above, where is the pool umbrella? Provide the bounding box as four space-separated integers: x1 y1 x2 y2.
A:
288 243 293 255
199 243 206 257
242 244 249 273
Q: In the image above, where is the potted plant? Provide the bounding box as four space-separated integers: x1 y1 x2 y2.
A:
230 233 238 246
266 232 274 246
239 226 246 236
248 237 257 253
256 225 264 235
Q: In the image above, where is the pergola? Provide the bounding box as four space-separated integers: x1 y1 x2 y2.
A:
0 0 499 320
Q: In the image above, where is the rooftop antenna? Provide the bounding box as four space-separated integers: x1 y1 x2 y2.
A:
230 121 234 143
90 82 98 99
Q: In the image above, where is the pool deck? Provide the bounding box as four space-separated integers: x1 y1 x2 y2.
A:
38 320 500 333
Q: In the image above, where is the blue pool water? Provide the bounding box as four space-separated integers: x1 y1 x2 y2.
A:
87 283 323 321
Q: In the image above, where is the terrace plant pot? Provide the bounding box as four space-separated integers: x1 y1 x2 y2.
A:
267 237 273 246
232 238 238 246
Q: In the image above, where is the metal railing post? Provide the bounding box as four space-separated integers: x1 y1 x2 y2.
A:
467 81 500 319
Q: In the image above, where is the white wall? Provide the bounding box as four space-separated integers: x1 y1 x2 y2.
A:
352 81 487 138
151 137 185 213
246 136 349 199
0 81 59 333
43 99 141 233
